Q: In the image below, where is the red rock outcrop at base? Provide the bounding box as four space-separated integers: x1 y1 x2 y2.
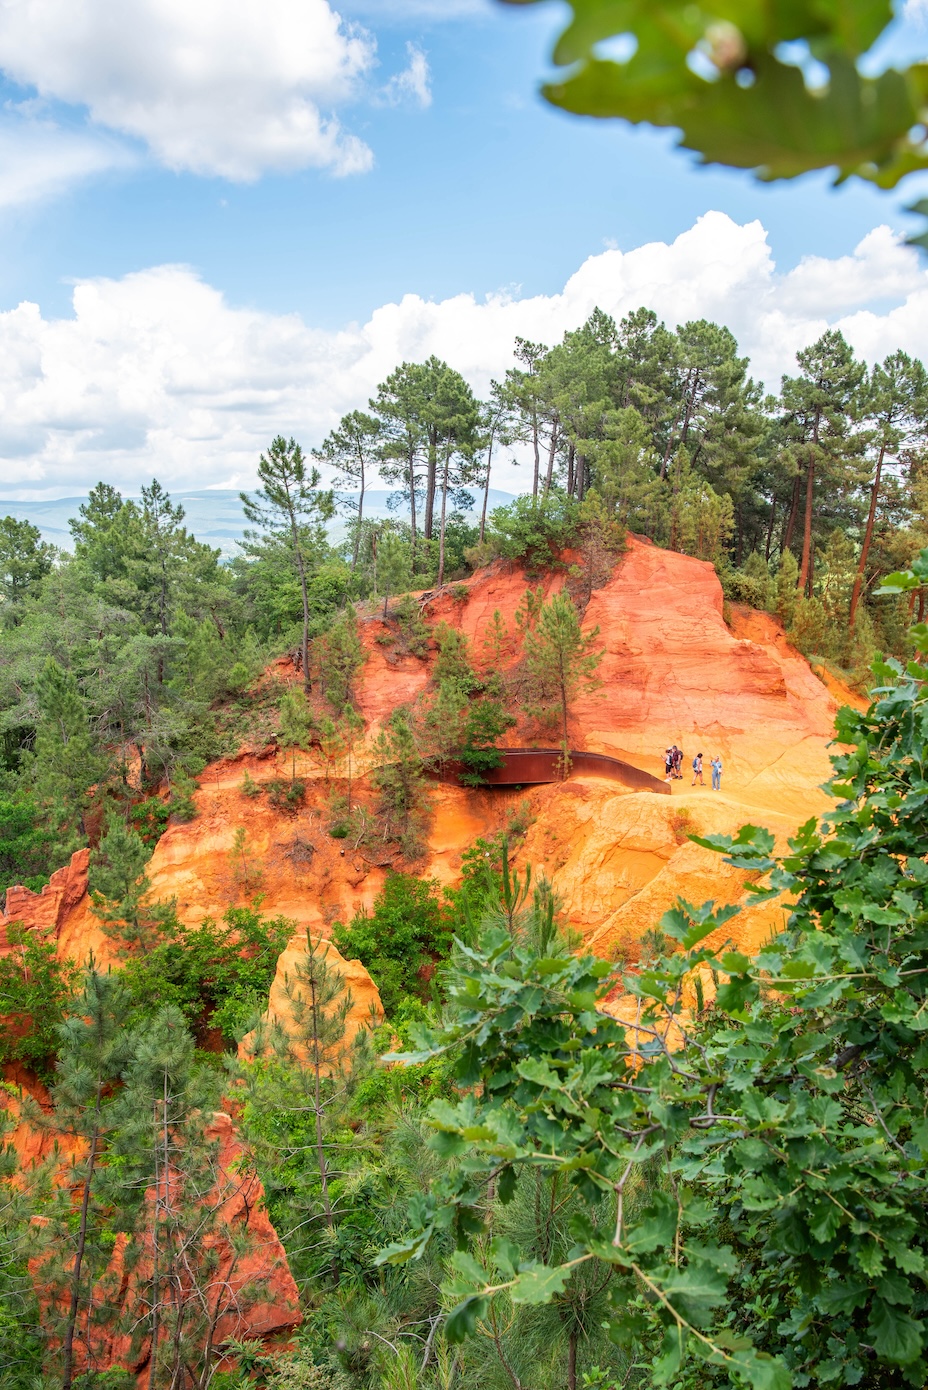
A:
12 1105 299 1380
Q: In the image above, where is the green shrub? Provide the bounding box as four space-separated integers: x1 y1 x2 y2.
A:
331 874 450 1016
719 565 769 608
0 925 79 1076
486 492 580 573
457 699 516 787
119 905 291 1047
240 771 262 798
266 777 306 813
392 594 430 658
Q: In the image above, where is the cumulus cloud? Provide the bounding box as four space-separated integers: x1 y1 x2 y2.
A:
2 212 928 500
0 0 378 179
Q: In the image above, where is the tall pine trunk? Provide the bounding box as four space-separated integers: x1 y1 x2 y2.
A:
424 427 438 542
61 1106 102 1390
480 434 494 544
289 511 311 695
437 448 451 588
797 450 815 593
408 447 418 573
849 443 886 625
544 419 559 493
351 448 365 571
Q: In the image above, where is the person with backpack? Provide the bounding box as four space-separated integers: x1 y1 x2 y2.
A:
692 752 704 786
710 754 723 790
663 749 674 782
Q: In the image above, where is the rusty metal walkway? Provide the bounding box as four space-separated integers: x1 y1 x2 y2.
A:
445 748 670 795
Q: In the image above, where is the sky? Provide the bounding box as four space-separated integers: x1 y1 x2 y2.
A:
1 0 928 501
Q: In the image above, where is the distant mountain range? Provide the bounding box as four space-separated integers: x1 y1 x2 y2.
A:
0 488 517 559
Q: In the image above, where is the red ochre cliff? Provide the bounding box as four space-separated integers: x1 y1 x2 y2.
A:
0 537 863 1364
2 535 861 975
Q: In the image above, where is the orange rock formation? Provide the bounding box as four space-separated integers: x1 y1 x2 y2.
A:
2 537 858 975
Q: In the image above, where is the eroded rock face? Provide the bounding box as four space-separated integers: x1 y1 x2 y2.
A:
0 849 114 963
3 538 857 977
242 931 384 1061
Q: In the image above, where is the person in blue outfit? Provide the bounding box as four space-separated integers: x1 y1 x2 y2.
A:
710 754 722 790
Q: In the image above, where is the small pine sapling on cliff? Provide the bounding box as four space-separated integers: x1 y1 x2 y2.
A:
371 709 431 859
90 809 166 954
522 591 603 769
278 687 312 783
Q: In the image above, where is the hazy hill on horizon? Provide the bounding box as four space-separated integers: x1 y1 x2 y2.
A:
0 487 517 558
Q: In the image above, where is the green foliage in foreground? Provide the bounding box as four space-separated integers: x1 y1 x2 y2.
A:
382 655 928 1385
504 0 928 200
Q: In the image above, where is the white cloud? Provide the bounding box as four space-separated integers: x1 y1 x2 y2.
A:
0 0 378 179
380 43 432 107
341 1 484 17
0 112 133 208
2 212 928 499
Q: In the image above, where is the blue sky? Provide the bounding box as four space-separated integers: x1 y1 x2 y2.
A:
1 0 928 500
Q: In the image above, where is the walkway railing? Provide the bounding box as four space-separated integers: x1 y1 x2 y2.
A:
442 748 670 795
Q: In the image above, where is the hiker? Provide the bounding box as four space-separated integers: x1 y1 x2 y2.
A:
663 748 674 781
692 752 704 786
711 754 723 790
672 746 683 779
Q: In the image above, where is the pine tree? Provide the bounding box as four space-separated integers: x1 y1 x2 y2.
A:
115 1006 271 1390
0 515 53 618
315 605 365 710
371 363 430 568
522 592 603 765
278 688 312 782
420 679 468 773
338 703 365 814
313 411 382 570
372 709 430 856
240 933 372 1286
573 491 624 605
776 547 800 627
241 439 335 694
89 809 161 953
780 330 866 595
376 532 411 619
850 349 928 624
478 385 510 543
33 658 106 844
31 971 134 1390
